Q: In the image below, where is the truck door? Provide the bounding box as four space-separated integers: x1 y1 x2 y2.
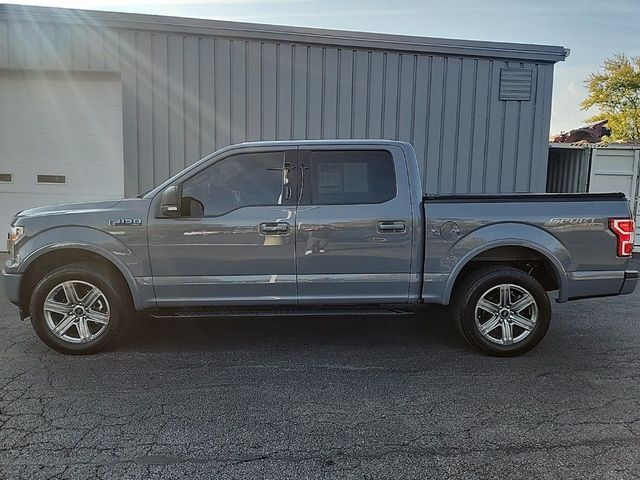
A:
147 147 298 306
295 146 413 304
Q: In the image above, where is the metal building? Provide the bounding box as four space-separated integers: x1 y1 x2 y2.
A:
0 4 568 231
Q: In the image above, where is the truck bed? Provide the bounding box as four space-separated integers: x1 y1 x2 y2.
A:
422 192 636 304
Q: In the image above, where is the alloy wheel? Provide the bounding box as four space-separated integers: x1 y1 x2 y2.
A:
43 280 111 344
474 283 538 345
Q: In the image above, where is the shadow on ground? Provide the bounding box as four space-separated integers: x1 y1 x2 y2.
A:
117 305 461 354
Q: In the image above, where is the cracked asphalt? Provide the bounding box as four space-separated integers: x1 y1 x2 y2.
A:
1 256 639 479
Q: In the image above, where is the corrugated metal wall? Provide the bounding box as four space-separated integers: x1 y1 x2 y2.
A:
0 16 557 196
546 146 590 193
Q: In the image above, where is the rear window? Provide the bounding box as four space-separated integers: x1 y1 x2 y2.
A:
308 150 396 205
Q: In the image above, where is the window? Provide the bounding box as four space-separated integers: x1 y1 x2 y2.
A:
0 173 12 183
181 151 287 217
308 150 396 205
37 174 66 184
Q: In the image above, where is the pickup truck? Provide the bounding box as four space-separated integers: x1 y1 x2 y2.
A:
3 140 638 356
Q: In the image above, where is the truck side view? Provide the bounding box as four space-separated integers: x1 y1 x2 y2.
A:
2 140 638 356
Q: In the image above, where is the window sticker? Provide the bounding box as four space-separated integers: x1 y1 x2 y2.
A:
342 162 368 193
317 162 342 193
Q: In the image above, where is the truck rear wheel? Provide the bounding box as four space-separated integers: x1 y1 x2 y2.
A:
452 266 551 356
29 262 129 354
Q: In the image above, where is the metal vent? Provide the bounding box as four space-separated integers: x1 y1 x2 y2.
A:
499 68 533 101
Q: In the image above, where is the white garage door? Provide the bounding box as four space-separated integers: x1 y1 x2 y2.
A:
0 71 124 237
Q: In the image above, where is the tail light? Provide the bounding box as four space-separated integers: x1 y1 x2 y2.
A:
609 218 635 257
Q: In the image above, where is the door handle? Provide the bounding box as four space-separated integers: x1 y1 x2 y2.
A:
377 220 406 233
260 222 290 235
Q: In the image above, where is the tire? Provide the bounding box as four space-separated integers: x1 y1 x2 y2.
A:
452 266 551 356
29 262 130 354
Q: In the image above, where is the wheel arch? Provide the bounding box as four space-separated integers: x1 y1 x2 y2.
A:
19 245 144 313
443 225 570 305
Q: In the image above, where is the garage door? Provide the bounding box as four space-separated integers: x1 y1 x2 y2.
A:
588 147 640 252
0 71 124 238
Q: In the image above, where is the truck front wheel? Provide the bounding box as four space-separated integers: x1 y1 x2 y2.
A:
29 262 128 354
452 266 551 356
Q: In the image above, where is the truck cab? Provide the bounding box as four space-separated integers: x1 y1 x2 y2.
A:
146 140 422 306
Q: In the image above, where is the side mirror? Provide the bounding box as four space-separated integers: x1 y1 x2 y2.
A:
160 185 180 217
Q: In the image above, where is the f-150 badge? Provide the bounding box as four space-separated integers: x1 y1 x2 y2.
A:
108 218 142 226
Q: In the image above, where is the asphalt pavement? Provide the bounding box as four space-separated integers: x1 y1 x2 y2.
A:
1 256 639 479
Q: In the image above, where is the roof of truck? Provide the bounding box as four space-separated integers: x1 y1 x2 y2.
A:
230 139 413 148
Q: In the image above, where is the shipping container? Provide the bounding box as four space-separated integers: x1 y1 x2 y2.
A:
547 143 640 252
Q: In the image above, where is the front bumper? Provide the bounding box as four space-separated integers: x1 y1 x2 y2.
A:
621 270 639 295
1 269 22 307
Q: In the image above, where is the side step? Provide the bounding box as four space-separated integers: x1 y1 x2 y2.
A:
149 305 413 320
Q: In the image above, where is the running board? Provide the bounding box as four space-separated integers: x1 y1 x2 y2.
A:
149 306 412 320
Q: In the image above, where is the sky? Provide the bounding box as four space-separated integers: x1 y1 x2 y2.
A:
8 0 640 135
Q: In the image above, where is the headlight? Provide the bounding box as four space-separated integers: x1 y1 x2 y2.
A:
7 226 25 259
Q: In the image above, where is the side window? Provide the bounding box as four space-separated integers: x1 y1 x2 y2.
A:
181 151 286 217
308 150 396 205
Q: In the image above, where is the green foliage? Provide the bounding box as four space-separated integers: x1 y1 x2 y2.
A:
581 54 640 142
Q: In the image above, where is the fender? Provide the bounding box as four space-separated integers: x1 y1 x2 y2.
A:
443 222 571 304
14 226 154 310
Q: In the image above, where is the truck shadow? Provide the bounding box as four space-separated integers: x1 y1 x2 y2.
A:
114 305 464 353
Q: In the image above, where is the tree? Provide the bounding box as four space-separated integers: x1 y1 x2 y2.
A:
581 54 640 142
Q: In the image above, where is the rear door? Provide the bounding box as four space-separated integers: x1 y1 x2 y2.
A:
295 145 413 304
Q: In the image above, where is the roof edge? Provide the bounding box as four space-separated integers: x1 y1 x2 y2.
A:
0 4 569 63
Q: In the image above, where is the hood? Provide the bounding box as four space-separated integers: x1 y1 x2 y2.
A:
15 200 123 219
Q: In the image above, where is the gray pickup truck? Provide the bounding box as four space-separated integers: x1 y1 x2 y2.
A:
3 140 638 356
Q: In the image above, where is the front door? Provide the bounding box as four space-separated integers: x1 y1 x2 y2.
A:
295 146 413 304
147 148 298 306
